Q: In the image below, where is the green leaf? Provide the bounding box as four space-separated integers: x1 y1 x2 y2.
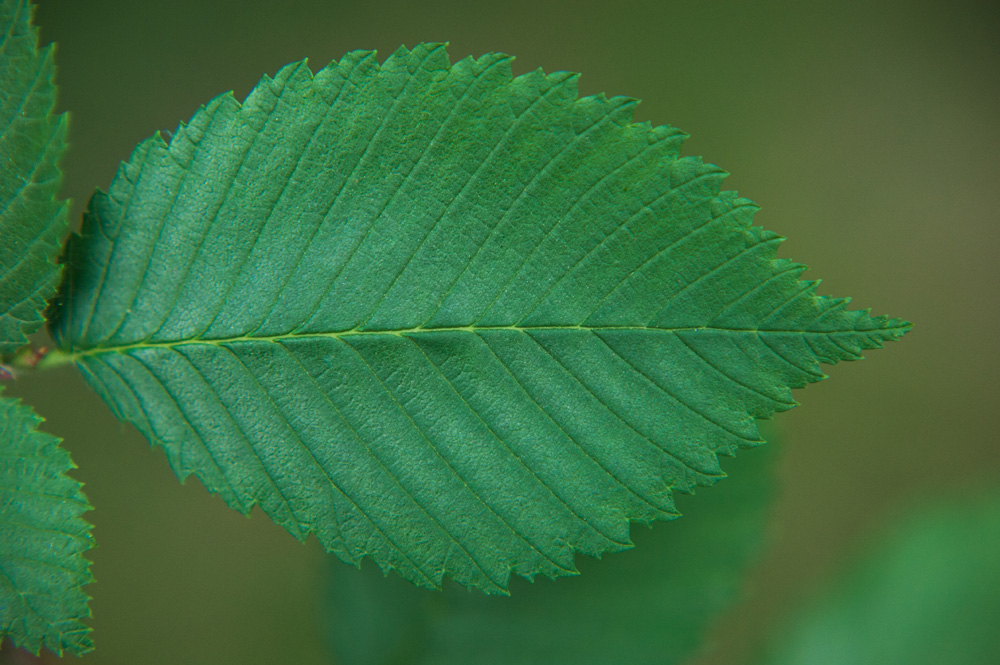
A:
0 386 93 655
760 489 1000 665
50 43 909 592
325 439 778 665
0 0 69 354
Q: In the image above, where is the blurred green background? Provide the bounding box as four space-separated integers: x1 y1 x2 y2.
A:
3 0 997 662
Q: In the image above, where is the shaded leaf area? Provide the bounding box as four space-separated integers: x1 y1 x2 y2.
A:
761 488 1000 665
0 0 68 354
0 387 93 656
52 44 908 592
326 442 776 665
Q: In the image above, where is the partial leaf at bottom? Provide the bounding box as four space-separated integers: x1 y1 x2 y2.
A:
0 386 93 655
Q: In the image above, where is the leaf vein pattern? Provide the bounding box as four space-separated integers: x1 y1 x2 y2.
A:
524 331 712 478
0 236 49 297
519 170 722 325
802 335 829 361
346 340 566 584
0 257 57 319
276 341 507 583
803 299 850 331
0 46 46 145
708 265 804 327
477 332 668 521
169 348 304 531
579 179 739 323
824 333 861 358
236 73 367 338
324 340 509 590
75 359 151 437
193 63 343 339
219 344 435 571
401 336 578 575
421 93 624 327
0 560 43 622
0 519 87 541
0 0 22 54
673 332 795 407
50 45 910 593
290 46 444 334
0 485 88 505
595 333 760 443
473 123 677 325
755 332 823 378
644 229 776 326
0 117 63 222
0 553 77 577
394 73 572 328
97 354 242 504
758 281 817 327
352 71 568 331
96 362 182 491
76 116 199 342
125 76 297 344
228 60 371 337
65 323 912 360
429 333 632 546
353 55 513 330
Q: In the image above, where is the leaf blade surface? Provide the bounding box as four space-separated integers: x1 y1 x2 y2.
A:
0 0 68 354
52 44 909 591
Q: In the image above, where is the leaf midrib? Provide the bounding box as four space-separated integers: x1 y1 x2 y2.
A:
65 322 910 360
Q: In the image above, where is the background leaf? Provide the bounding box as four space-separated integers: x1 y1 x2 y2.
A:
759 487 1000 665
325 439 778 665
0 0 68 354
51 43 907 592
0 386 93 656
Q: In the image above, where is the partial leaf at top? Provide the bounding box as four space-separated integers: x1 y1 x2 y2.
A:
50 43 909 593
0 386 94 655
0 0 69 354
